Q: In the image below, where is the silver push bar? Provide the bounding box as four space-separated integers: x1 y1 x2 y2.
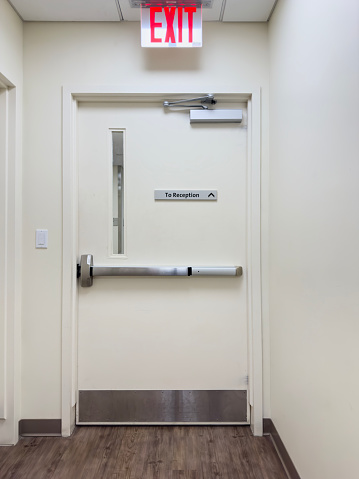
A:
78 254 242 287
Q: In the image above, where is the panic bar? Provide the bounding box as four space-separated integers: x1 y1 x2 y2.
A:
78 254 242 287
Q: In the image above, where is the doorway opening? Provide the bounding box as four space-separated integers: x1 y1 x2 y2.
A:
61 89 263 435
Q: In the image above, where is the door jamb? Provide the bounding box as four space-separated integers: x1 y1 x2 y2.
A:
0 72 21 445
62 86 263 436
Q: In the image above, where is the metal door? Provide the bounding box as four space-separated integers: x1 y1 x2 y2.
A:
77 98 249 424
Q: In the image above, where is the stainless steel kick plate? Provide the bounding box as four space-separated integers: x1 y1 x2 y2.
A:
78 389 248 424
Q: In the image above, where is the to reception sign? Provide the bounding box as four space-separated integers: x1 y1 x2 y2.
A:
154 190 217 200
141 6 202 48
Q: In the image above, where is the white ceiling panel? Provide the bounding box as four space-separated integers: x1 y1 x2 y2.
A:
222 0 276 22
8 0 277 22
119 0 224 21
9 0 122 21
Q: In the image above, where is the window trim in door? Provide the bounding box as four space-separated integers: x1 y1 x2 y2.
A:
61 87 263 436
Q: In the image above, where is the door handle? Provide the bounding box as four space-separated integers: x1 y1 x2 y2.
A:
78 255 242 287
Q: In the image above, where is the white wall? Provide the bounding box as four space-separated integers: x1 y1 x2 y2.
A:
0 0 23 83
269 1 359 478
22 22 270 419
0 0 23 444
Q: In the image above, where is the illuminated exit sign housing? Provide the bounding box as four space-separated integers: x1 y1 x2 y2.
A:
141 6 202 48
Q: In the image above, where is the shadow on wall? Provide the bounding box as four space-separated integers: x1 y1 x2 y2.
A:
142 48 202 71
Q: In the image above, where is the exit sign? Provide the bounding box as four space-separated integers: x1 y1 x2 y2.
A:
141 6 202 48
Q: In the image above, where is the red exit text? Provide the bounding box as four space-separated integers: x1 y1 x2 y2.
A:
141 6 202 48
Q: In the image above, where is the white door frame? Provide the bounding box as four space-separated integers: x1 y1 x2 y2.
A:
0 72 21 446
61 86 263 436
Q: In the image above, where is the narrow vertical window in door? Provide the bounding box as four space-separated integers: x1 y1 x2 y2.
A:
112 131 124 254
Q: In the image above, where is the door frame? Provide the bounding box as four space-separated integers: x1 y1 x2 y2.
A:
0 72 21 445
61 86 263 436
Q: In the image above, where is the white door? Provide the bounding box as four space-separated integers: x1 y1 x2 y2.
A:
77 98 249 424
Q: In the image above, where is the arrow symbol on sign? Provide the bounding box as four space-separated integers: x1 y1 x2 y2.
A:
208 193 215 198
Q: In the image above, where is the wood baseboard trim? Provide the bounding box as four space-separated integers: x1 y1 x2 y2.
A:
263 419 301 479
19 419 62 437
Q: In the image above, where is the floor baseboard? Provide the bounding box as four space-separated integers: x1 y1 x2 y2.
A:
19 419 62 437
263 419 301 479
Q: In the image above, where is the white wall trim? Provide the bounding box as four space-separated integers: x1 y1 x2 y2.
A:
61 87 77 436
248 90 263 436
0 85 9 422
0 72 21 445
62 86 263 436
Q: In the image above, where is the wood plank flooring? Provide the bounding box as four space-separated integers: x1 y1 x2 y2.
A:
0 426 288 479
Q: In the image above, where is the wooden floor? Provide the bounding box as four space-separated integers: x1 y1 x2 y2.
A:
0 426 288 479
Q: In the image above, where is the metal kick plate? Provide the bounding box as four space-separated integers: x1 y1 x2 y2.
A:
78 390 247 424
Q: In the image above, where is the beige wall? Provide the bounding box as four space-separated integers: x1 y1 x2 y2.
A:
0 0 23 445
0 0 23 83
269 1 359 478
22 21 270 419
4 3 359 472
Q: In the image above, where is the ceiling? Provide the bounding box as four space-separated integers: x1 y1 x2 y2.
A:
8 0 277 22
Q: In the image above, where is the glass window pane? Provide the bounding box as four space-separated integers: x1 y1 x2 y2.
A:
112 131 124 254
